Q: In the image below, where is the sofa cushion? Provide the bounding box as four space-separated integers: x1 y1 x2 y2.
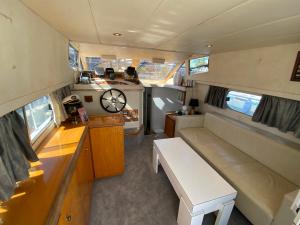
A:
203 113 300 187
179 127 298 225
179 128 254 168
222 162 297 225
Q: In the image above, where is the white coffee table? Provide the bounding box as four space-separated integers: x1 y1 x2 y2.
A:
153 137 237 225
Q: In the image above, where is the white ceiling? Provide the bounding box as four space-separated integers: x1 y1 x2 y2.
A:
21 0 300 55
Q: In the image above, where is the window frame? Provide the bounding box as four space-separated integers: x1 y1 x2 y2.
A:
17 96 55 148
189 56 209 75
85 57 133 72
165 62 186 85
226 90 262 117
136 59 177 83
69 43 79 70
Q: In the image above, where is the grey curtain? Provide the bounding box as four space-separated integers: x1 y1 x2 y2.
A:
252 95 300 138
205 86 229 108
0 111 38 201
50 85 71 126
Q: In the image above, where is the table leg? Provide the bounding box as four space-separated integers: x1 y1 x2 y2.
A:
215 200 235 225
153 147 159 174
178 197 204 225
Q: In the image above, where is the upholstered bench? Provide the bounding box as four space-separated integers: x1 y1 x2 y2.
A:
175 113 300 225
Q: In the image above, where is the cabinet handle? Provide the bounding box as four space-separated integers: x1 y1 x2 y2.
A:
66 215 72 223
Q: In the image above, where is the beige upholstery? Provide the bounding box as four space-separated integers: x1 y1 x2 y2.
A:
177 113 300 225
174 115 204 137
204 113 300 187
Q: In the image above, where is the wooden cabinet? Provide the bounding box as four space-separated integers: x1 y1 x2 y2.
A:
0 125 92 225
88 115 125 179
58 115 125 224
165 113 176 138
90 126 124 178
58 132 94 225
58 171 83 225
75 134 94 224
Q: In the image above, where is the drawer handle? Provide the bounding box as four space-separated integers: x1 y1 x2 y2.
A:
66 215 72 222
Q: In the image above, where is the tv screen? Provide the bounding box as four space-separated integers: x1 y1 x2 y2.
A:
189 56 209 75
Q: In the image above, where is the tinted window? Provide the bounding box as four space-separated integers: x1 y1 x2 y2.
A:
136 60 176 81
226 91 261 116
189 56 209 75
69 44 79 70
86 57 101 71
24 96 53 141
85 57 132 72
175 63 186 78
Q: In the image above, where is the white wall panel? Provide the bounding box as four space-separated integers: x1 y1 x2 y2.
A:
190 43 300 101
21 0 99 43
0 0 73 116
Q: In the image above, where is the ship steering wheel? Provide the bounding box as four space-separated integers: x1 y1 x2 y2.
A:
100 88 127 113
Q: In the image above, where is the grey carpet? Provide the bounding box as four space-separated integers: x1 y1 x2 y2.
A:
89 134 252 225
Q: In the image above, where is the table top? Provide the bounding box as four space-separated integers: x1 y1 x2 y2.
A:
166 113 177 121
154 137 236 207
88 114 125 128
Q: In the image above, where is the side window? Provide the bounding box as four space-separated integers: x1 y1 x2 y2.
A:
189 56 209 75
69 44 79 70
226 91 262 116
19 96 54 142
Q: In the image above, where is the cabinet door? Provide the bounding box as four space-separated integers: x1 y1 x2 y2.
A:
57 171 84 225
58 133 94 225
75 133 94 224
90 126 124 178
165 115 175 138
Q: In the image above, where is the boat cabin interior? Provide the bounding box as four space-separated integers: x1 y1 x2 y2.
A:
1 1 300 225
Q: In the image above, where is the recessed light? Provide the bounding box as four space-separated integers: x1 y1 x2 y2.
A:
207 44 213 48
113 33 122 36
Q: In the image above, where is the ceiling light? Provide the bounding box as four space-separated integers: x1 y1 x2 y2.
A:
207 44 213 48
113 33 122 36
127 30 138 33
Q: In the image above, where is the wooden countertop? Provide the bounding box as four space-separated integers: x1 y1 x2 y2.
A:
88 114 125 128
0 123 87 225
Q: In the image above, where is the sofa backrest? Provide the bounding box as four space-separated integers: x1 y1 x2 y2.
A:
203 113 300 187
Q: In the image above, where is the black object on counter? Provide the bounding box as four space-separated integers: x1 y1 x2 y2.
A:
105 68 115 80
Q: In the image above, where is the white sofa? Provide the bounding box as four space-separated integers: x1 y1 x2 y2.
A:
175 113 300 225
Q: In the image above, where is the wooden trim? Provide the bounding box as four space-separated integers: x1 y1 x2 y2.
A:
46 127 88 225
290 51 300 82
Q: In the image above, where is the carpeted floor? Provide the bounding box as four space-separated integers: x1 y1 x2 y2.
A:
89 134 252 225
